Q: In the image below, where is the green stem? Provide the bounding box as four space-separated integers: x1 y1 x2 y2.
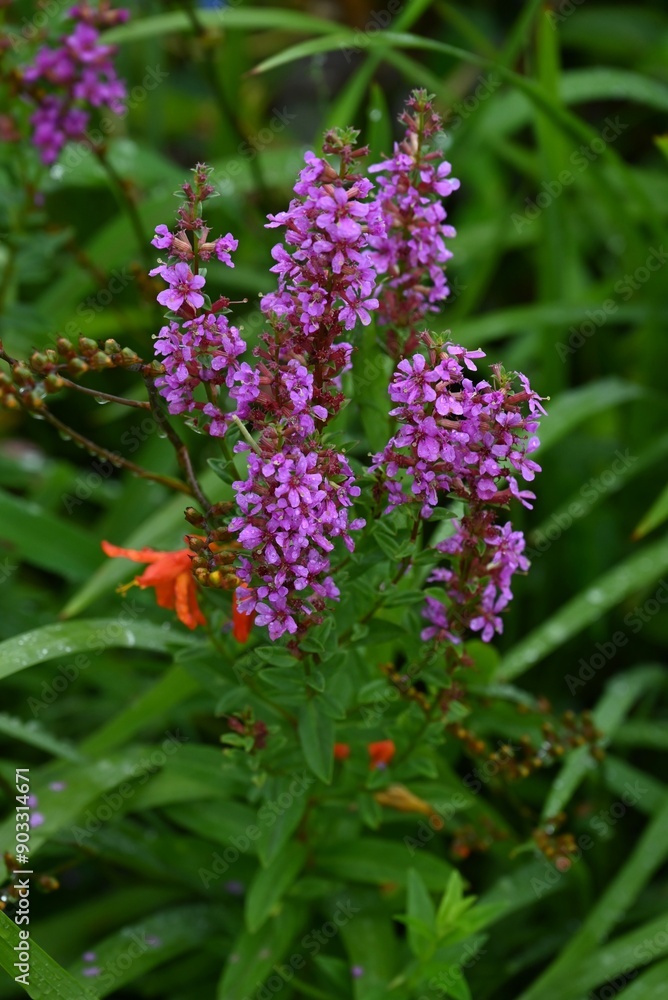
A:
95 147 151 265
143 375 211 509
180 0 269 208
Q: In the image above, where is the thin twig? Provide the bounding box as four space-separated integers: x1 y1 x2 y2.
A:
181 0 268 207
94 147 151 265
42 409 193 496
59 377 151 410
143 375 211 510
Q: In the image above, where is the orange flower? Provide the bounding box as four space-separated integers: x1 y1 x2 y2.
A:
334 743 351 761
232 587 254 644
368 740 396 770
101 540 205 630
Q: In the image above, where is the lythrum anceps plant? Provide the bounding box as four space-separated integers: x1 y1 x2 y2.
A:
2 86 607 1000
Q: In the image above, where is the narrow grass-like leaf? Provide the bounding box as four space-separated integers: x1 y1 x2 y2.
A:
603 756 667 816
0 488 101 582
105 9 342 44
0 748 161 854
537 378 647 452
497 536 668 680
218 903 306 1000
0 713 81 761
0 620 189 682
633 479 668 539
68 905 221 997
246 843 307 933
81 664 201 756
316 839 452 890
299 699 334 784
519 797 668 1000
0 912 97 1000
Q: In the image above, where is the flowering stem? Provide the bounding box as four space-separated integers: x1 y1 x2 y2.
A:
41 409 194 496
94 147 151 266
143 375 211 510
59 378 151 410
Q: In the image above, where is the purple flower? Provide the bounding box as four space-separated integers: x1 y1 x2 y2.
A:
367 92 459 333
151 225 173 250
155 262 206 312
19 4 128 164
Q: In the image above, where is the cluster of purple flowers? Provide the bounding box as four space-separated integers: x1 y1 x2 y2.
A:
423 515 531 644
371 337 545 643
229 448 365 639
19 1 128 164
368 92 459 336
147 94 545 646
262 150 384 336
372 342 544 517
149 167 245 438
226 133 387 637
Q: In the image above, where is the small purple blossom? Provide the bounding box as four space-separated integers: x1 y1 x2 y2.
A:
154 262 206 313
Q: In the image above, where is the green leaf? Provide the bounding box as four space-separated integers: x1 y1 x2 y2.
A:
406 868 436 958
0 912 98 1000
81 665 201 757
541 665 663 818
68 905 220 997
558 66 668 114
0 748 163 855
518 796 668 1000
0 619 191 683
256 778 309 867
105 8 343 44
0 487 101 582
299 699 334 784
207 456 237 486
163 799 258 847
436 871 474 938
339 891 399 999
246 843 307 933
218 903 306 1000
251 32 357 76
0 713 81 761
633 479 668 539
497 535 668 680
611 958 668 999
537 378 647 452
316 839 452 890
